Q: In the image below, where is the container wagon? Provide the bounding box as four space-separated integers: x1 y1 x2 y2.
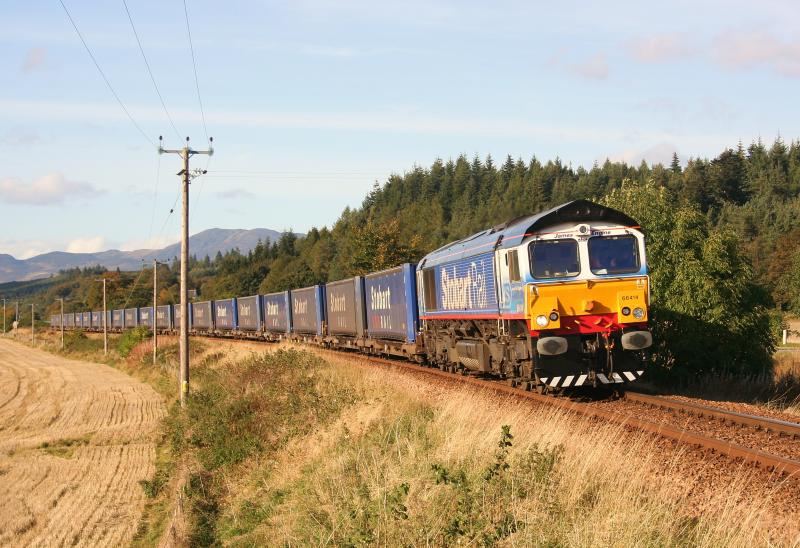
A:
363 263 421 359
290 285 325 341
262 291 290 340
191 301 214 334
324 276 366 350
236 295 262 336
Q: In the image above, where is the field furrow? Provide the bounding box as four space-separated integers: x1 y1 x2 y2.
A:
0 338 165 547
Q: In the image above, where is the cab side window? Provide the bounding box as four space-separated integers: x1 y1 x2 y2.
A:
508 250 521 282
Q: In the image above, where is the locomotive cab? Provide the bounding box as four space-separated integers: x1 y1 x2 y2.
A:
491 205 652 389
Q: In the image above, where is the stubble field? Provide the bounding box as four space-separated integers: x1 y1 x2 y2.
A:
0 336 165 547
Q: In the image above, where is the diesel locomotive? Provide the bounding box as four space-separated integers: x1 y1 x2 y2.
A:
52 200 652 392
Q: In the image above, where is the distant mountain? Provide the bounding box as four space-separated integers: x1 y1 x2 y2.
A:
0 228 288 283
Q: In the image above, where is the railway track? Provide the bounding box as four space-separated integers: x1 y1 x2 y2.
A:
321 350 800 477
53 329 800 477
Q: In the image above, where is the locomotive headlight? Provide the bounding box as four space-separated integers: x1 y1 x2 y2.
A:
535 315 549 327
633 307 645 319
549 312 559 322
621 306 631 316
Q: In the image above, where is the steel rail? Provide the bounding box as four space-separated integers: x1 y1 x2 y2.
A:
333 352 800 477
625 391 800 439
53 329 800 476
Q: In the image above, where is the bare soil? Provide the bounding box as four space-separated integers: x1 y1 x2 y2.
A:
0 336 165 547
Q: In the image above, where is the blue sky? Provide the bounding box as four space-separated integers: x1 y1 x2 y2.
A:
1 0 799 258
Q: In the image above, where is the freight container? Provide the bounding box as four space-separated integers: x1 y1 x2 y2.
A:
112 309 124 329
214 298 237 330
82 312 91 328
192 301 213 330
156 305 173 330
106 310 112 329
51 315 60 327
236 295 262 331
262 291 290 333
174 304 192 330
139 306 154 328
291 285 325 335
364 263 418 342
325 277 365 337
65 313 75 328
91 311 102 328
125 308 139 328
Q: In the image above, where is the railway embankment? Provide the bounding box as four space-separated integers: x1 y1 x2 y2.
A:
13 329 800 546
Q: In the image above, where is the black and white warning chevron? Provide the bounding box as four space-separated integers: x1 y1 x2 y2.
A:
539 370 645 388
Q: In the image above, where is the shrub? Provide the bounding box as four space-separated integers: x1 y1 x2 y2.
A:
118 326 152 358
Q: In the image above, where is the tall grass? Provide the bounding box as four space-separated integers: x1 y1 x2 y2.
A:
199 351 795 547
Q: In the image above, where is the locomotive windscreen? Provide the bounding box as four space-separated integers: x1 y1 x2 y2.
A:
588 235 640 275
529 240 580 279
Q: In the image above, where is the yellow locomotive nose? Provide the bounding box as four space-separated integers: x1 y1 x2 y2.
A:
527 277 649 327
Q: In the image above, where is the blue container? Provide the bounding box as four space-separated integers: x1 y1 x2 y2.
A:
364 263 418 342
139 306 154 328
236 295 262 331
65 313 75 328
156 305 173 330
124 308 139 328
51 314 59 327
81 312 91 327
174 304 192 330
91 311 102 328
290 285 324 335
262 292 290 333
325 277 365 337
74 312 83 328
214 298 237 330
192 301 213 330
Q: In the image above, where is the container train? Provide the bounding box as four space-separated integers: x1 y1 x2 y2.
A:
51 200 652 392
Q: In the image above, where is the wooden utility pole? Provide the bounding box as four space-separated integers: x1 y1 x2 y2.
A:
159 135 213 407
153 259 158 365
57 298 64 350
95 278 109 356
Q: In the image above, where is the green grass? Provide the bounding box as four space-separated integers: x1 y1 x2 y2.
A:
39 434 92 459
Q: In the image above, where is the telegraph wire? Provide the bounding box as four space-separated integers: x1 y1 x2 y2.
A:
121 0 182 142
57 0 155 147
147 153 162 242
182 0 209 143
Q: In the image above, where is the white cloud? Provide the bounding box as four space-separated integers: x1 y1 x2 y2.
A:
0 127 41 146
216 188 256 200
0 172 102 205
0 239 53 260
570 53 609 80
605 142 679 166
22 47 46 72
119 234 179 252
628 33 694 63
713 30 800 77
66 236 106 254
0 98 735 148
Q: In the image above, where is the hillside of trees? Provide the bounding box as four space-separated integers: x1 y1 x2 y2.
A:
5 138 799 378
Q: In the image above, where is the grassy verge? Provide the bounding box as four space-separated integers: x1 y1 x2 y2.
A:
167 348 793 547
16 332 798 545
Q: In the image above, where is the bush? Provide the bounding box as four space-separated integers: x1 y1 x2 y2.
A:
603 180 777 381
118 326 152 358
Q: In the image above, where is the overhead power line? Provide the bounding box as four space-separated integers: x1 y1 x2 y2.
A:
121 0 182 142
182 0 209 142
57 0 155 147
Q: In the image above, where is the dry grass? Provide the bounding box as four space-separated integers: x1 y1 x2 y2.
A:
212 347 799 547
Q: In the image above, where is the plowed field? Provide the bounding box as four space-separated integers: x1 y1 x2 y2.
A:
0 338 165 546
